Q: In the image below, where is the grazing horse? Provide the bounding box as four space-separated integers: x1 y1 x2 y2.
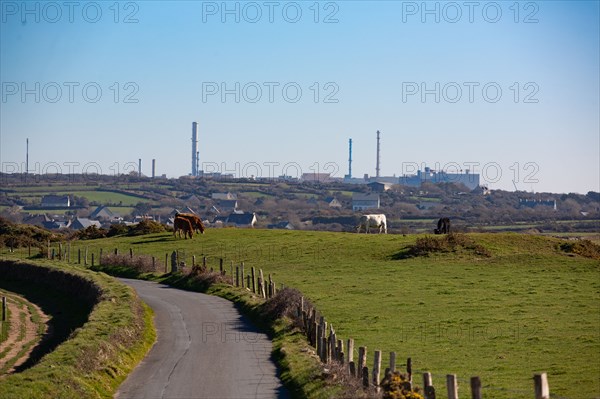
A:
434 217 451 234
174 216 194 239
357 214 387 234
176 212 206 234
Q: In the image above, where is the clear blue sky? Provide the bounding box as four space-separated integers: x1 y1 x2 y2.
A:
1 1 598 194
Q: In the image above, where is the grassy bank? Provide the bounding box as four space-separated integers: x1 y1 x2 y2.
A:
0 259 155 399
61 229 599 398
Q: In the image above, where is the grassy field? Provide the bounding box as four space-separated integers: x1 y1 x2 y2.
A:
46 229 600 398
4 188 150 206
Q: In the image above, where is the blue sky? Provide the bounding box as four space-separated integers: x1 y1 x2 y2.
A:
1 1 598 194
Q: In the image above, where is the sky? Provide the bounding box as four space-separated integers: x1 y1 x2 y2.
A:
1 0 598 194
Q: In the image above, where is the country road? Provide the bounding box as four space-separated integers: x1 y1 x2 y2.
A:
116 278 289 399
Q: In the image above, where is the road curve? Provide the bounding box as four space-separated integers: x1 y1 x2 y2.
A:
116 278 289 399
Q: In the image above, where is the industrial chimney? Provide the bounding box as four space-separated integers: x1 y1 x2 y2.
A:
138 158 142 177
152 159 156 178
26 138 29 175
191 122 199 177
376 130 381 178
348 138 353 179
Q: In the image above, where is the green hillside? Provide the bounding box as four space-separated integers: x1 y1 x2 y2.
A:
53 230 600 399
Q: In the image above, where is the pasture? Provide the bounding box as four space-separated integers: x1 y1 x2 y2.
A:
29 230 600 398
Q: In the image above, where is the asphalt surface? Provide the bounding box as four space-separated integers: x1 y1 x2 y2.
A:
116 278 289 399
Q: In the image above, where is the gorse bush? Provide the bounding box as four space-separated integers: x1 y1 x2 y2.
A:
0 217 61 249
380 371 424 399
409 233 491 258
559 240 600 260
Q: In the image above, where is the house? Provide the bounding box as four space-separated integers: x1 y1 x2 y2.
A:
70 217 101 230
214 199 238 214
41 195 70 208
268 221 295 230
90 205 120 220
352 193 380 211
367 182 393 192
325 197 342 208
42 220 71 230
22 214 51 227
472 185 491 196
301 173 332 183
211 192 238 200
519 198 557 210
225 212 257 228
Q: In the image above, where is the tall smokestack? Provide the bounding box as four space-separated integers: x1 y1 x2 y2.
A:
376 130 381 178
138 158 142 177
152 159 156 178
192 122 199 177
26 138 29 175
348 138 353 179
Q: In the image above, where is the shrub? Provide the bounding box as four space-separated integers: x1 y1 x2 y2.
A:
262 287 313 326
559 240 600 260
70 225 107 240
402 233 491 258
100 253 158 274
127 220 166 236
380 371 424 399
107 224 129 237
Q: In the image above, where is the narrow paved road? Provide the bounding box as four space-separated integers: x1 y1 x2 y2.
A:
116 278 289 399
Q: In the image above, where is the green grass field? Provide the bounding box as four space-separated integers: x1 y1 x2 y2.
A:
4 188 150 206
23 230 600 398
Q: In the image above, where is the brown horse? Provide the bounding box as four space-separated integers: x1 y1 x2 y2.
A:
174 216 194 239
176 212 205 234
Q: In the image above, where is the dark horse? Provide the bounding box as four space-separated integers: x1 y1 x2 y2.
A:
434 217 451 234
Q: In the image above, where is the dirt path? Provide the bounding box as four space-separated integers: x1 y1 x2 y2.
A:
0 291 49 375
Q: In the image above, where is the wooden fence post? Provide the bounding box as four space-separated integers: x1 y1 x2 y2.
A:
99 248 102 265
152 256 156 271
51 248 55 260
259 269 266 298
67 243 71 263
241 263 245 288
91 253 95 267
84 247 88 266
58 243 62 260
423 372 435 399
129 248 133 258
373 350 382 387
534 373 549 399
362 367 369 388
347 338 354 369
230 261 234 283
246 275 251 288
446 374 458 399
470 376 481 399
390 351 396 372
235 266 240 287
337 339 344 363
171 251 178 273
1 296 6 322
203 256 207 270
192 255 196 268
47 240 50 259
219 258 224 274
407 357 413 390
358 347 367 379
115 248 118 255
78 248 81 264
